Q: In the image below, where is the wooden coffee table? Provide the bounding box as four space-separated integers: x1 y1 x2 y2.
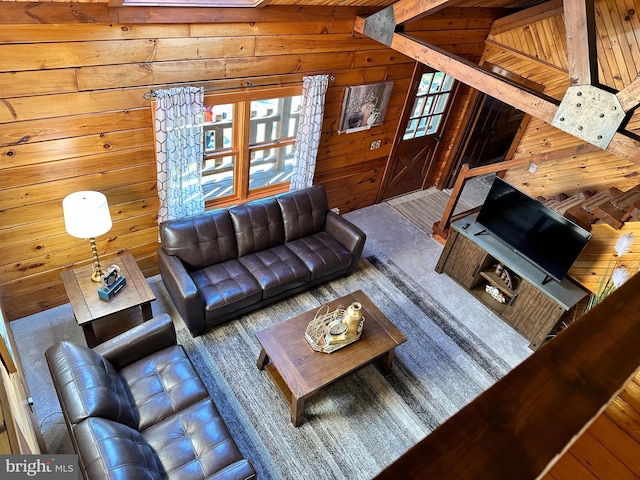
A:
60 254 156 347
256 290 407 426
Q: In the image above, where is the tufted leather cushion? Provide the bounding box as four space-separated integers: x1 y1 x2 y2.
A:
45 342 139 429
74 417 164 480
285 232 352 280
157 185 366 337
190 260 262 319
47 316 257 480
277 184 329 242
239 245 310 298
229 198 285 257
118 345 210 432
143 399 256 479
160 209 237 271
94 313 177 371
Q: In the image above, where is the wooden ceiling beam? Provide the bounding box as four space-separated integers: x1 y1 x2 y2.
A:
355 2 640 165
564 0 598 86
390 33 559 121
616 75 640 112
391 0 459 24
552 0 635 153
607 131 640 160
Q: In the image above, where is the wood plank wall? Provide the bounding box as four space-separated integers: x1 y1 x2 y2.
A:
0 3 497 321
476 0 640 295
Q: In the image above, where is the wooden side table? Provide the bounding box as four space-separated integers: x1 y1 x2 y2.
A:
60 254 156 347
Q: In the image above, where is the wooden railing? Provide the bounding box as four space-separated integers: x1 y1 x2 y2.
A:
432 157 533 240
376 271 640 479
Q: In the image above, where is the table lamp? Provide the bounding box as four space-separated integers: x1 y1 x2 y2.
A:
62 191 112 282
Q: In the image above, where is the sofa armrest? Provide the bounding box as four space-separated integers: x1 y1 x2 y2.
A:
157 247 205 335
93 313 177 370
324 211 367 274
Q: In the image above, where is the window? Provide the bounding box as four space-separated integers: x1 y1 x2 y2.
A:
403 72 454 140
202 86 302 205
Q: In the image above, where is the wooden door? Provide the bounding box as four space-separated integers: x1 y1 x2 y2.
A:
440 95 525 190
441 65 542 189
380 65 456 201
383 133 439 199
459 95 525 169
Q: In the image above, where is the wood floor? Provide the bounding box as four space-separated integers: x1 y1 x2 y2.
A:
542 370 640 480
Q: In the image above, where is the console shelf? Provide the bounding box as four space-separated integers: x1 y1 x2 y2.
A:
479 268 518 296
435 217 588 349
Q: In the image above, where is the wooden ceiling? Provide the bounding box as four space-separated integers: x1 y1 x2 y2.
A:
101 0 542 9
256 0 543 7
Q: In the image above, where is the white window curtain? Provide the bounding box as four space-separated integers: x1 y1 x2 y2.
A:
154 86 205 224
290 74 329 190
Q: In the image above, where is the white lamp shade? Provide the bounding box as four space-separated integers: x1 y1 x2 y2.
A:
62 191 112 239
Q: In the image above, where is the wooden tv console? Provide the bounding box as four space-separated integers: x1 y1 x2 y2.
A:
436 217 588 350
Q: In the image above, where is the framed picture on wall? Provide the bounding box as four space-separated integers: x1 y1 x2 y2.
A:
338 81 393 133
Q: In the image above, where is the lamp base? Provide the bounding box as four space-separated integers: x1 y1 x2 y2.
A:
97 275 126 301
90 238 103 282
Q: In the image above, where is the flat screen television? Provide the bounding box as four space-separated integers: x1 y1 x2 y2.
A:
475 177 592 283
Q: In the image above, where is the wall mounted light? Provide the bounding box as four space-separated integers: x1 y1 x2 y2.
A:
62 191 112 282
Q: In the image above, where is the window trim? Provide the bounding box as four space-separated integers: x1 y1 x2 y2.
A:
203 85 302 208
403 72 455 140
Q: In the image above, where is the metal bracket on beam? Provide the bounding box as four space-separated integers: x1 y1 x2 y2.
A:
551 85 626 149
362 6 396 47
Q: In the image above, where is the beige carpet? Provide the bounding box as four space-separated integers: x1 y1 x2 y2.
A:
390 190 473 236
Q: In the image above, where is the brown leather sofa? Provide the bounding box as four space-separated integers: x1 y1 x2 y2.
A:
158 185 366 336
45 314 256 480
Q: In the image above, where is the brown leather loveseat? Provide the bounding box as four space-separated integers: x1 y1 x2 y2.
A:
46 314 256 480
158 185 366 336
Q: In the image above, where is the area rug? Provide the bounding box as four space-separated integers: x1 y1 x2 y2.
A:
390 190 472 236
177 254 512 479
